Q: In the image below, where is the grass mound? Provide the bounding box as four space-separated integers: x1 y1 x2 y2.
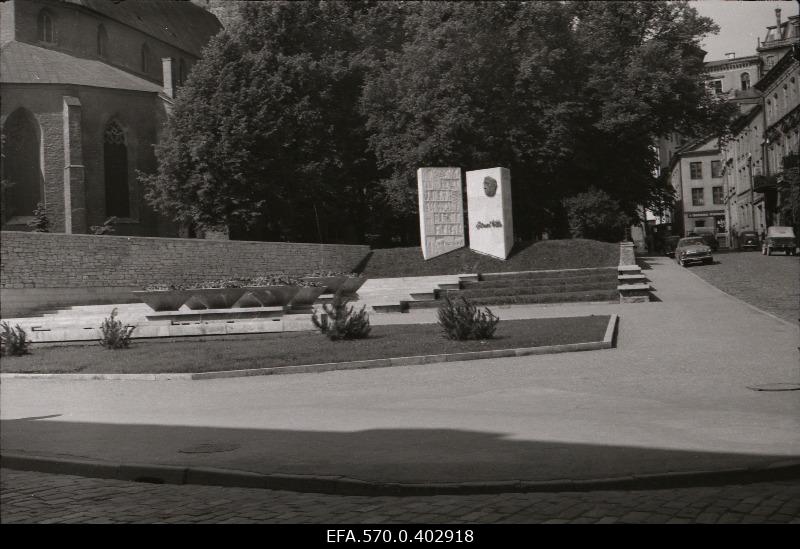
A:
359 239 619 278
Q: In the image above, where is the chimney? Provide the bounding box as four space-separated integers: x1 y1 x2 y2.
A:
161 57 174 99
775 8 782 33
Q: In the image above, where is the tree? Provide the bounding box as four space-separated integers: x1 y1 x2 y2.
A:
359 1 734 238
142 1 379 242
145 1 734 243
565 188 632 242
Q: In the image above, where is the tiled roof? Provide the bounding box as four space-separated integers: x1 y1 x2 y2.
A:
0 40 162 92
64 0 222 57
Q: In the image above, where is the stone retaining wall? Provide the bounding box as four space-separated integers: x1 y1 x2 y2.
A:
1 231 370 317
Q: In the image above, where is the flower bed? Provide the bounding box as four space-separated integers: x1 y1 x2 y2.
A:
136 275 326 312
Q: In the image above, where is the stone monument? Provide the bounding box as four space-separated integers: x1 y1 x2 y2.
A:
466 167 513 259
417 167 465 259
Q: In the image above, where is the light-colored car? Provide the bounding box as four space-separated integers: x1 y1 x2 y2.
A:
675 236 713 267
762 226 797 256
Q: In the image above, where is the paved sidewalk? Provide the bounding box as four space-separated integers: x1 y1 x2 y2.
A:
1 255 799 492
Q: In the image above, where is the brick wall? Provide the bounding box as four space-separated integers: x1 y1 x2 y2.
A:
0 231 370 317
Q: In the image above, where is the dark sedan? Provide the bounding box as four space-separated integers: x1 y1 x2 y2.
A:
738 231 760 250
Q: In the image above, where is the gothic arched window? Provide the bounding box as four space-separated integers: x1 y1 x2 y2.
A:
37 10 55 43
103 121 130 218
97 24 108 57
1 109 43 223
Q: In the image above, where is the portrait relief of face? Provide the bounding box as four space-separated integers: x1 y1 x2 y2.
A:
483 176 498 197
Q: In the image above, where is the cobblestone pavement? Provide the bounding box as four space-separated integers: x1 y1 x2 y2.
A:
677 250 799 324
1 469 798 524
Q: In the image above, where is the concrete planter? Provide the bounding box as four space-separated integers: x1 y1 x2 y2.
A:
133 290 193 312
289 286 326 309
338 276 367 297
301 276 347 294
184 288 247 310
237 286 300 308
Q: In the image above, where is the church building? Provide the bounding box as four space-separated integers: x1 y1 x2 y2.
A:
0 0 221 235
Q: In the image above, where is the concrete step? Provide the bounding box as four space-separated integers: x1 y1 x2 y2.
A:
402 289 619 310
618 274 649 285
439 281 616 299
478 268 617 282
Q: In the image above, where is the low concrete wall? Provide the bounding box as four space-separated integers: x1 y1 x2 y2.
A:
1 231 370 317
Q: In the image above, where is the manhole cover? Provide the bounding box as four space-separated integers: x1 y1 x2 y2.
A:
178 443 241 454
746 383 800 392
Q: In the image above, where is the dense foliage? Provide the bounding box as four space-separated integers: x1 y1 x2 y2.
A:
143 1 734 243
1 322 31 357
98 309 135 349
311 294 372 340
565 188 632 242
437 296 499 341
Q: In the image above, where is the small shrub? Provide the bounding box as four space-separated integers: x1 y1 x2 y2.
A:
311 294 371 341
27 202 50 232
1 322 31 356
98 308 135 349
437 296 499 341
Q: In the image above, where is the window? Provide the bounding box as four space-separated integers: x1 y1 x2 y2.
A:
692 188 704 206
97 24 108 58
694 220 706 228
712 186 724 204
711 160 722 178
104 121 130 218
141 43 151 73
1 109 43 223
708 80 723 94
741 72 750 90
690 162 703 179
37 10 54 43
178 58 187 87
765 56 775 70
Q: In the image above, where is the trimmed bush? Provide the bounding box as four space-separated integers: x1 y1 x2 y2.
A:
437 296 500 340
1 322 31 356
98 308 135 349
311 294 371 341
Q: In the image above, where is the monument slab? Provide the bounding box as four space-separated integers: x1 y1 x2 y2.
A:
417 167 465 259
466 167 513 259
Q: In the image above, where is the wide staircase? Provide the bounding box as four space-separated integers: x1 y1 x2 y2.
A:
377 267 620 312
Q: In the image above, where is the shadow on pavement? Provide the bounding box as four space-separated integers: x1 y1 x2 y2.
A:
2 418 798 493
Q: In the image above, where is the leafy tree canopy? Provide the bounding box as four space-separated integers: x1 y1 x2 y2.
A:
143 0 734 243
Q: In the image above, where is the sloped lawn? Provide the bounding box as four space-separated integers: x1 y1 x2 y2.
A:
359 239 620 278
1 316 611 374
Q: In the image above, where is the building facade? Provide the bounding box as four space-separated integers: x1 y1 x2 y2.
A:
0 0 221 235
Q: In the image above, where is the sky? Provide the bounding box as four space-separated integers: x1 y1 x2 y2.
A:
691 0 799 61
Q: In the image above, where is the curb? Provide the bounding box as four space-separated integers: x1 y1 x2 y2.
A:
1 315 618 382
3 452 798 496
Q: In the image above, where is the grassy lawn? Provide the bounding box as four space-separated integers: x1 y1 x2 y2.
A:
1 316 610 374
359 239 620 278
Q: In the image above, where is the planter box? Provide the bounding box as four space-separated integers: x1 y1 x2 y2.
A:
133 290 193 312
302 276 347 294
184 288 247 310
289 286 326 309
235 286 301 308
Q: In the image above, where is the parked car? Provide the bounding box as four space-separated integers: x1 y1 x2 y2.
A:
738 231 760 251
762 226 797 256
689 229 719 252
675 236 713 267
663 236 681 257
